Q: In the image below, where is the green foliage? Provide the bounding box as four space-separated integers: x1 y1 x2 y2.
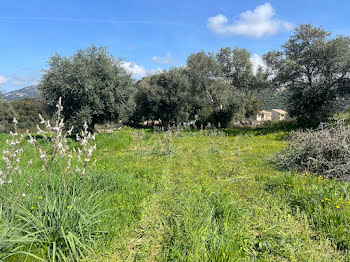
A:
253 66 269 90
197 91 262 127
0 101 107 261
0 94 16 133
264 24 350 127
17 186 106 261
332 108 350 125
0 207 41 261
161 187 250 261
132 50 262 127
10 98 49 131
2 126 350 260
186 51 222 108
133 68 192 125
38 45 135 131
217 47 254 90
187 50 262 126
0 170 109 261
267 172 350 254
253 87 290 111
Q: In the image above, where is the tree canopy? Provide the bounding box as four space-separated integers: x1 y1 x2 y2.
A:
13 24 350 131
217 47 254 90
38 45 136 131
264 24 350 127
133 68 192 125
133 50 262 127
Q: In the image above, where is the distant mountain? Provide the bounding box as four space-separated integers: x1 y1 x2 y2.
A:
2 85 39 101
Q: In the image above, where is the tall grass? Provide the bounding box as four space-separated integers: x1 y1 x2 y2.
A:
266 171 350 254
0 98 106 261
2 114 350 260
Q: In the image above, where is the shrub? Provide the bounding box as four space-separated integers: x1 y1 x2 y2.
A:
332 108 350 125
258 120 299 133
274 121 350 179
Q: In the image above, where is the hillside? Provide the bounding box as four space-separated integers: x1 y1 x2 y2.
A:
2 85 38 101
254 87 350 112
254 88 290 111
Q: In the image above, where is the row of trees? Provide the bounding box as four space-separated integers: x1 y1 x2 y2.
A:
1 24 350 132
131 50 264 127
37 45 266 131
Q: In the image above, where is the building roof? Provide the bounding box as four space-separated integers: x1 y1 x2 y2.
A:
272 109 287 114
260 110 272 114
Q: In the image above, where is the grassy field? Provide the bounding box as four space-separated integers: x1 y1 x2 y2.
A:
1 127 350 261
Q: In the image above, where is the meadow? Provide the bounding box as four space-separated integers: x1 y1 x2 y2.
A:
1 125 350 261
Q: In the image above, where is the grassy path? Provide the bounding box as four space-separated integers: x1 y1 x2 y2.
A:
91 130 345 261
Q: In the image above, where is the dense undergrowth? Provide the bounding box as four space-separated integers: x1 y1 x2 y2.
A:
1 121 350 261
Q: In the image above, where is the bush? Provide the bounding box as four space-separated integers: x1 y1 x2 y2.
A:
258 120 299 133
332 108 350 125
274 121 350 179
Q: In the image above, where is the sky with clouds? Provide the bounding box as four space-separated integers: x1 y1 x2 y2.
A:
1 0 350 92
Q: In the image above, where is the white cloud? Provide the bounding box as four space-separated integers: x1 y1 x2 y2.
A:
120 61 148 77
0 75 8 85
0 74 38 90
250 54 266 74
9 75 38 87
121 61 165 78
152 52 174 65
207 3 293 38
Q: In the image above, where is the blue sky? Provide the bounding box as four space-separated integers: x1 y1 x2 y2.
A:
1 0 350 92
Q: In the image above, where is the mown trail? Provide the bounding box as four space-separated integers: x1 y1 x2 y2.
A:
91 130 345 261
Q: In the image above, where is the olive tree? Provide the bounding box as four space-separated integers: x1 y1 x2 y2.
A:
187 51 261 126
264 24 350 127
133 68 192 125
186 51 222 108
217 47 254 90
39 45 135 131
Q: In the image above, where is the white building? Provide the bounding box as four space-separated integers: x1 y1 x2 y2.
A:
256 110 272 122
272 109 288 121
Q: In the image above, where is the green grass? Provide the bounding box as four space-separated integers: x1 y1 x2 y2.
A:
1 127 350 261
